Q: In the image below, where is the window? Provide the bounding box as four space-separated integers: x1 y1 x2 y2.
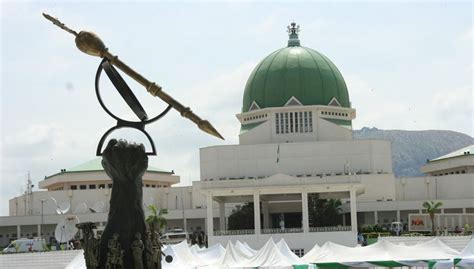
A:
295 112 299 132
98 184 105 189
80 185 86 190
290 112 293 133
70 185 77 190
299 112 303 132
152 185 156 188
89 184 96 189
280 113 284 134
275 111 314 134
145 184 150 187
108 184 113 188
275 113 279 134
304 112 308 132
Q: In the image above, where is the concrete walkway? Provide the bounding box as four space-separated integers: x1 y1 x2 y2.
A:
0 250 82 269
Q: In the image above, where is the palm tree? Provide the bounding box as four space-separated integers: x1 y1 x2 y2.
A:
146 205 168 234
422 201 443 235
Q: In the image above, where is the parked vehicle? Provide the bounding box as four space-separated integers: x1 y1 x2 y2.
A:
2 238 47 253
160 228 188 245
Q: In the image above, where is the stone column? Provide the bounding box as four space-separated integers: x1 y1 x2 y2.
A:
350 188 358 233
206 191 214 237
302 191 309 233
17 225 21 238
253 192 261 235
219 201 225 232
374 211 378 224
37 224 41 237
342 213 346 226
396 210 401 222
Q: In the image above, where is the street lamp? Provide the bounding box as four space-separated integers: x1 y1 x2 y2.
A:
40 199 46 238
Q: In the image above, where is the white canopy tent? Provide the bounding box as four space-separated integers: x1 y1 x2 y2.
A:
63 237 471 268
303 238 460 268
432 237 474 268
160 237 463 268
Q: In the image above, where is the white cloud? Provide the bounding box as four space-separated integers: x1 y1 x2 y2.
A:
347 74 473 135
248 9 283 35
432 86 473 134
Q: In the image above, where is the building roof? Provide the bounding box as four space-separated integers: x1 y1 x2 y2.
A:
65 158 171 174
241 25 350 113
429 144 473 162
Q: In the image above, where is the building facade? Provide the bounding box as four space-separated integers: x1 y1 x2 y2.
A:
1 25 473 253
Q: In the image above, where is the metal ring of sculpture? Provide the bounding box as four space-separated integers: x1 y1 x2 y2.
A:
95 58 172 156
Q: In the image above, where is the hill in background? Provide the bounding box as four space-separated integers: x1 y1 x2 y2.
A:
354 127 474 177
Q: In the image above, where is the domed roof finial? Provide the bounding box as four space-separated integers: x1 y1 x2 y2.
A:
287 22 300 46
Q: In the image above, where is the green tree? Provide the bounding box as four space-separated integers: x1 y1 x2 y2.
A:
324 198 343 225
145 205 168 233
228 202 255 230
308 193 343 227
422 200 443 235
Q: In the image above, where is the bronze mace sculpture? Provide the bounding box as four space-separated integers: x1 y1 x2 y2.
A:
43 13 224 141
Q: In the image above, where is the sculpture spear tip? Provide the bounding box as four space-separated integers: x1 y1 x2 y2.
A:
199 120 225 140
42 12 78 36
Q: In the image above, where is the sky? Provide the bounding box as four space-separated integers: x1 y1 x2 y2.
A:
0 1 472 216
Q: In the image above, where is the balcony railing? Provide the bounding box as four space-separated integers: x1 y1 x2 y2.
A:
262 228 303 234
309 226 351 232
213 226 351 236
214 229 255 236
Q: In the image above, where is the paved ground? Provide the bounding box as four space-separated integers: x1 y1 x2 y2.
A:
0 250 82 269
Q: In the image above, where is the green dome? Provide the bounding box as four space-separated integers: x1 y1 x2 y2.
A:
242 33 350 112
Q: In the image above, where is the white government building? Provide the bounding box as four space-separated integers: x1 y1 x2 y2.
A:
1 24 473 253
